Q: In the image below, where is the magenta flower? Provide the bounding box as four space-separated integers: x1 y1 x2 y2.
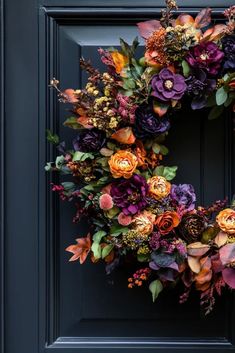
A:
186 41 224 76
151 68 186 102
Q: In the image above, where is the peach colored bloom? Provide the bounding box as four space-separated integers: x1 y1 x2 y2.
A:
147 176 171 200
99 194 114 210
216 208 235 234
118 212 132 226
132 211 156 236
108 150 138 179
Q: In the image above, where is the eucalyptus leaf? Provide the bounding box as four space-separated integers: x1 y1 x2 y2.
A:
73 151 94 162
216 86 228 106
149 279 163 302
182 60 190 77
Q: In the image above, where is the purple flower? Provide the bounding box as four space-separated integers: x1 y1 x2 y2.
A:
73 129 106 152
151 68 186 102
134 104 170 139
186 69 216 110
186 41 224 76
110 174 149 215
170 184 196 211
222 35 235 70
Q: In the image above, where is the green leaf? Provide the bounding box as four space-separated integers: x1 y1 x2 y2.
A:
91 242 102 259
149 279 163 302
61 182 76 192
97 176 110 186
72 151 94 161
102 244 114 259
153 165 177 180
63 116 81 129
82 184 94 191
110 224 129 237
46 129 59 144
137 254 150 262
224 93 235 107
152 143 161 154
160 145 169 156
162 166 178 181
93 231 107 244
216 86 228 106
153 165 165 176
208 105 224 120
182 60 190 77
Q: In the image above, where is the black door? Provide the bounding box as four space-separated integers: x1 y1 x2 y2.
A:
1 0 235 352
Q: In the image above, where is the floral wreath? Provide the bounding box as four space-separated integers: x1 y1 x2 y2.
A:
46 1 235 315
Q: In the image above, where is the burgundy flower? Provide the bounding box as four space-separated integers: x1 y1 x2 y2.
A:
186 41 224 76
151 68 186 102
110 174 149 215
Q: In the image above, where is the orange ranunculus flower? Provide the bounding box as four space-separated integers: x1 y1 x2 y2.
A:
110 52 128 74
108 150 138 179
111 127 136 145
132 211 156 236
216 208 235 235
147 176 171 200
155 211 180 235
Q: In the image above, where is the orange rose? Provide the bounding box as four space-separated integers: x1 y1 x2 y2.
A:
216 208 235 234
108 150 138 179
155 211 180 235
132 211 156 236
147 176 171 200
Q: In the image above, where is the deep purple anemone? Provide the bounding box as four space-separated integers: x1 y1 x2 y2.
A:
134 104 170 139
186 41 224 76
151 68 186 102
73 129 106 152
110 174 149 215
222 35 235 70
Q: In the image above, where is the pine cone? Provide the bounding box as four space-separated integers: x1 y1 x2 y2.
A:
179 213 206 243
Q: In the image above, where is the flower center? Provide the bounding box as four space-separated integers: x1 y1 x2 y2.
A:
200 52 209 61
120 159 130 168
164 79 174 90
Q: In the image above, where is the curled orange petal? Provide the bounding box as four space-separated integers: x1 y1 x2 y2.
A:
111 127 136 145
110 52 128 74
175 14 195 27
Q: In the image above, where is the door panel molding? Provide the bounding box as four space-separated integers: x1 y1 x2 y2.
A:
38 5 235 352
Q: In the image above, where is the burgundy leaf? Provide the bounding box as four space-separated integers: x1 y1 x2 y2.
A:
219 243 235 265
137 20 161 40
222 268 235 289
194 8 212 29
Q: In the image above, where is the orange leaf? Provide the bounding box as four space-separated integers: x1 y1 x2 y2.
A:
63 89 78 103
175 14 195 27
187 242 210 257
111 127 136 145
202 24 227 42
188 255 201 274
214 231 228 248
110 52 128 74
66 234 91 264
